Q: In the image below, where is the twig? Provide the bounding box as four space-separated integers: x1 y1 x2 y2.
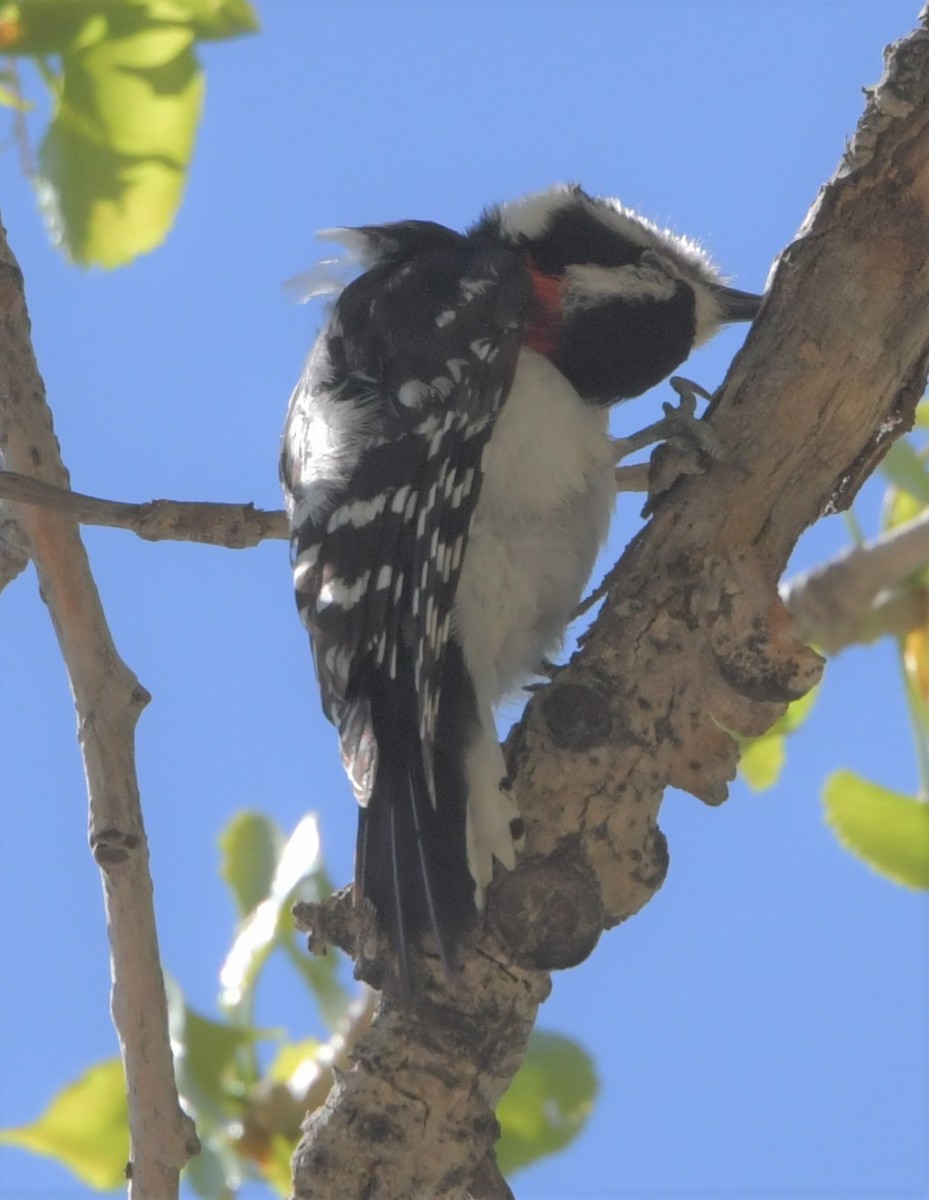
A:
0 470 287 548
0 228 198 1196
7 463 928 660
783 508 929 653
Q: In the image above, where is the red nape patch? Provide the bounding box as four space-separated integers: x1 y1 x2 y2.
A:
524 260 563 357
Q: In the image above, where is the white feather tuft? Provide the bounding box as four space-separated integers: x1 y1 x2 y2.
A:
283 259 354 304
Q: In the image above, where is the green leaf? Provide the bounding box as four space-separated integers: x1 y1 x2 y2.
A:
263 1134 296 1196
880 440 929 505
183 1133 240 1200
267 1039 322 1084
913 398 929 430
824 770 929 889
281 938 349 1031
0 1058 129 1189
738 687 819 792
166 977 269 1122
883 486 923 534
0 0 257 57
0 1 93 56
219 815 332 1015
176 1005 263 1115
739 732 786 793
219 899 283 1015
37 11 205 266
220 811 285 918
270 813 327 900
170 0 259 39
778 686 818 733
496 1032 597 1175
2 2 257 262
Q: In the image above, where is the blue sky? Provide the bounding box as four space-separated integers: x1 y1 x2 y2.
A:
1 2 927 1198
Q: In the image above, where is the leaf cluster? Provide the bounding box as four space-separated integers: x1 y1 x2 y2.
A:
0 0 258 266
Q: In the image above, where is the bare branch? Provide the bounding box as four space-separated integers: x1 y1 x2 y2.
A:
291 13 929 1198
0 469 287 548
784 508 929 652
0 232 198 1195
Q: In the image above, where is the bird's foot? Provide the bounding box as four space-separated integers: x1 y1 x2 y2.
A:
613 376 744 512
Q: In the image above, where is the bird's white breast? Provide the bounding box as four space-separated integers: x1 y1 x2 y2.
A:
454 348 616 703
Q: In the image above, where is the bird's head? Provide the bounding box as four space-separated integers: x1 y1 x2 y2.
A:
473 184 762 403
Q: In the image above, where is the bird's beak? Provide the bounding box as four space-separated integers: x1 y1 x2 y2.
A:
714 285 764 324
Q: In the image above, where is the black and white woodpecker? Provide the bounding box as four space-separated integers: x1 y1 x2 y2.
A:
280 184 761 986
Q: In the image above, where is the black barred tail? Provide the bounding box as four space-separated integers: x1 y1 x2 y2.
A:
355 640 480 989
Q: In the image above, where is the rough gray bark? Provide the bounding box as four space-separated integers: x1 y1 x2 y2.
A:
290 12 929 1199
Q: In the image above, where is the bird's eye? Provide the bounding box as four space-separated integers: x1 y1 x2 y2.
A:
639 250 664 270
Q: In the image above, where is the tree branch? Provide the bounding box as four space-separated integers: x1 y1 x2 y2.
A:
0 469 287 550
784 508 929 652
290 12 929 1198
8 464 926 661
9 462 929 659
0 235 198 1194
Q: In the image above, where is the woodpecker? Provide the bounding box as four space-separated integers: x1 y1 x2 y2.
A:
280 184 761 986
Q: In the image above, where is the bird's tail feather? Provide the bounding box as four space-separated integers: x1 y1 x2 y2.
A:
355 642 477 989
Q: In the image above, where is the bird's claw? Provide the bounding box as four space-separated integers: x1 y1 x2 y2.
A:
523 656 566 691
613 376 743 511
661 376 724 461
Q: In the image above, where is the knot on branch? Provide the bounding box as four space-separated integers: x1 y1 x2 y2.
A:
489 857 603 970
540 681 613 750
91 827 142 866
697 553 824 705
